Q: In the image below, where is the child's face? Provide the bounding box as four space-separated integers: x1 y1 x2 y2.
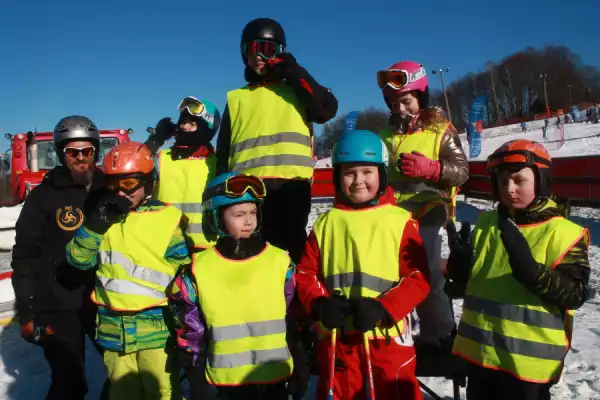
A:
223 202 258 239
497 167 536 210
118 186 146 209
179 121 198 132
391 92 420 116
247 56 268 76
340 164 380 203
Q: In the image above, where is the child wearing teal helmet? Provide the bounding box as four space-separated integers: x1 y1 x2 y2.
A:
148 97 221 251
296 130 430 399
169 172 308 399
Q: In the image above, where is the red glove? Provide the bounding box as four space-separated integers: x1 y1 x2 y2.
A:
399 151 441 182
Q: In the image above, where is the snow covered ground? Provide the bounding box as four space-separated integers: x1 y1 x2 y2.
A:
316 119 600 168
0 121 599 399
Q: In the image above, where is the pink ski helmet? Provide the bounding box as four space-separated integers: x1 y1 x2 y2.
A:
377 60 430 111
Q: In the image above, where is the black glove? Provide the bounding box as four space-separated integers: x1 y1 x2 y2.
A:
84 190 132 234
446 220 473 284
498 215 540 285
352 297 388 333
311 294 352 330
267 53 300 80
155 117 177 143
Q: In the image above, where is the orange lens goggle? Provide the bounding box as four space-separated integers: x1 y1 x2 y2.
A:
203 174 267 203
377 70 410 90
106 176 145 194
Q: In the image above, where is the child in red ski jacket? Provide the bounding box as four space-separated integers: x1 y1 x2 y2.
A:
296 130 430 400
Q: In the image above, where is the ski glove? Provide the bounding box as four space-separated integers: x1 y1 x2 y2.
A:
446 220 474 285
399 151 441 182
498 215 541 285
84 190 132 235
267 53 300 80
156 117 177 142
352 297 388 333
311 293 353 330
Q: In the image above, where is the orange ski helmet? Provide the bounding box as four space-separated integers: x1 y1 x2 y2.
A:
103 142 155 194
486 139 552 198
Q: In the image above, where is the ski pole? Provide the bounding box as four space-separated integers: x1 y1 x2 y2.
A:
327 328 337 400
363 333 376 400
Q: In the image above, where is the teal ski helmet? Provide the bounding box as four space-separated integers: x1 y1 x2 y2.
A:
331 130 389 195
202 172 266 236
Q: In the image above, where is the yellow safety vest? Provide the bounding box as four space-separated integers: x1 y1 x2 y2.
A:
155 150 217 249
380 124 451 219
453 210 588 383
92 205 182 311
312 205 413 339
193 244 293 385
227 83 313 179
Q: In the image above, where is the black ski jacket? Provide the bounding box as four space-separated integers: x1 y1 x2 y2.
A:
11 167 105 324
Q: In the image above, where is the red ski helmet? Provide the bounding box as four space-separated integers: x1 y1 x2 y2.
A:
487 139 553 199
377 60 430 111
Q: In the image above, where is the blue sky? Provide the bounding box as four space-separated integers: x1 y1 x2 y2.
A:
0 0 598 147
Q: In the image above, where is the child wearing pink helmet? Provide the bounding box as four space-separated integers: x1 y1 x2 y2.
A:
377 60 469 351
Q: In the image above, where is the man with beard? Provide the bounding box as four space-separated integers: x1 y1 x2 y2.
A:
11 115 106 399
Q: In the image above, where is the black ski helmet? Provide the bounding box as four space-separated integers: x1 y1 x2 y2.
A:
240 18 286 64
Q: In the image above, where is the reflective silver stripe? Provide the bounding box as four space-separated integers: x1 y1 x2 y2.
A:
171 203 203 214
457 322 566 361
211 319 287 341
187 223 204 234
464 295 564 330
325 272 395 293
209 347 290 369
99 251 174 288
231 155 313 172
231 132 311 155
97 276 166 300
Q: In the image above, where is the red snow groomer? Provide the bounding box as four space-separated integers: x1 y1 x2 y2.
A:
2 129 133 205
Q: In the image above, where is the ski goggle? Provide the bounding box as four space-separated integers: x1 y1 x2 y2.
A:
203 174 267 202
63 146 95 158
106 175 146 194
377 66 426 90
178 96 207 117
487 150 552 172
243 39 284 60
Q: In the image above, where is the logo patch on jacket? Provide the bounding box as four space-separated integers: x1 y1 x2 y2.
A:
56 206 84 231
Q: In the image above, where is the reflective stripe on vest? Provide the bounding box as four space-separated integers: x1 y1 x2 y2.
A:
380 125 450 218
312 205 412 339
93 205 182 312
156 150 216 248
227 83 313 179
193 244 293 385
453 209 587 382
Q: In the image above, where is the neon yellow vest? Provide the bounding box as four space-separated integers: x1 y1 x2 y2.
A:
227 83 313 179
193 244 293 385
312 205 413 339
155 150 217 249
380 124 450 219
453 210 588 382
93 205 182 311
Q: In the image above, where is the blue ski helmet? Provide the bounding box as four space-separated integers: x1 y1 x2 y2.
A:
202 172 265 236
331 130 389 195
